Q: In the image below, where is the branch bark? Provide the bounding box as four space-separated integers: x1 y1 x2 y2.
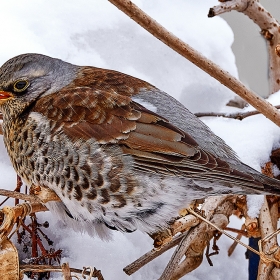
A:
257 197 277 279
169 197 235 279
195 105 280 120
0 189 41 203
61 263 71 280
123 228 190 275
0 238 20 280
108 0 280 127
124 196 235 279
20 264 104 280
209 0 280 95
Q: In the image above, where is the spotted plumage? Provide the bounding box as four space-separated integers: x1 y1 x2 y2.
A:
0 53 279 238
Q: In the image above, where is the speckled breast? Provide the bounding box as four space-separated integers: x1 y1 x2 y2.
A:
3 112 138 211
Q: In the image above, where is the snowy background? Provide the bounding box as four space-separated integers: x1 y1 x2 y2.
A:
0 0 280 279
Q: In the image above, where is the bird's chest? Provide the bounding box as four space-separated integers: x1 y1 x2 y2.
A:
2 115 139 207
2 114 153 232
3 117 49 185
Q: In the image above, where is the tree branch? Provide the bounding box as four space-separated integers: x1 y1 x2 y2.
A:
209 0 280 95
108 0 280 126
257 197 277 279
0 189 41 203
20 264 104 280
195 105 280 120
124 196 235 278
169 197 235 279
123 229 189 275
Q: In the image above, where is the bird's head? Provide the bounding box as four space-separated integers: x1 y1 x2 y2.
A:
0 53 78 119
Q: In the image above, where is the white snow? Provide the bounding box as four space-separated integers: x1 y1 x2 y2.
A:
0 0 279 279
247 195 265 218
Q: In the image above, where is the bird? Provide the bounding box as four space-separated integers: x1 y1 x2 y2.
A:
0 53 279 238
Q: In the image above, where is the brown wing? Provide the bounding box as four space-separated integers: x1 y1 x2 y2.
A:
33 86 198 155
123 102 262 187
33 86 138 143
32 66 261 188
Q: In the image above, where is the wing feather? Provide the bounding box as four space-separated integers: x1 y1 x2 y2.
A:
31 70 264 189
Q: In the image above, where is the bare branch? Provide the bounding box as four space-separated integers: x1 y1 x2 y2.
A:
209 0 249 17
209 0 280 95
228 224 246 256
123 229 190 275
0 238 20 280
124 196 235 278
0 189 41 203
159 232 194 280
108 0 280 126
20 264 104 280
195 105 280 120
170 198 235 279
257 197 278 279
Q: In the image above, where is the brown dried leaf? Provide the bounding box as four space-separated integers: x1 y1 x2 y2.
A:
0 238 21 280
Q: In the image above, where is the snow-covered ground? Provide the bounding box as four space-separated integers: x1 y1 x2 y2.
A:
0 0 279 279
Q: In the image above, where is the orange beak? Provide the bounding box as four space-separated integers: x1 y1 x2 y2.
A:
0 91 13 103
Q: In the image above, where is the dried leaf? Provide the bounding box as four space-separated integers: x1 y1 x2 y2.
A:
0 238 21 280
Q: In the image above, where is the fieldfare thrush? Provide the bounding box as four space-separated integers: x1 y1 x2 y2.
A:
0 53 279 238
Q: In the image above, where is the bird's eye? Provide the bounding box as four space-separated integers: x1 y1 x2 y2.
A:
13 79 29 92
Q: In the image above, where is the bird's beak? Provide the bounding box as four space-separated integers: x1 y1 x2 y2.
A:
0 91 13 104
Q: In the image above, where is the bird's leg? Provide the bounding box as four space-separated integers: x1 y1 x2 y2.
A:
29 185 61 203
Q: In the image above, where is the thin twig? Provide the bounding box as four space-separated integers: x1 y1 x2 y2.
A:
228 224 246 257
123 229 190 275
0 189 41 203
108 0 280 126
159 232 191 280
195 105 280 120
124 196 234 277
20 264 104 280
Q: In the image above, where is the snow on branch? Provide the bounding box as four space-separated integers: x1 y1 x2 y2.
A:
194 105 280 120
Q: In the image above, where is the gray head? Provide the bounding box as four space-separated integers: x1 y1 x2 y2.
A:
0 53 78 117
